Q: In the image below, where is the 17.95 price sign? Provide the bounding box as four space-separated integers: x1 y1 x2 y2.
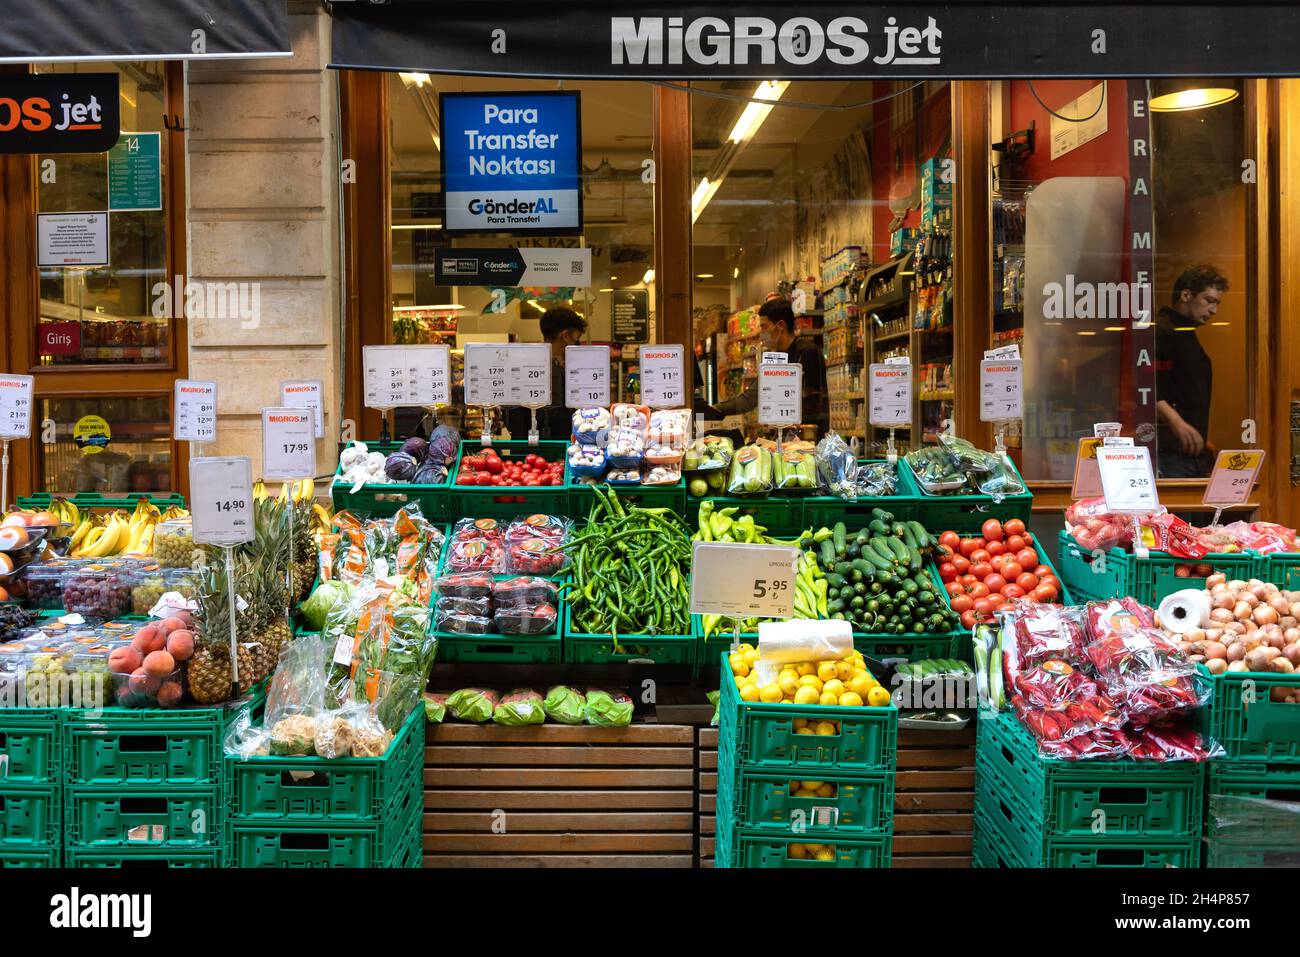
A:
261 407 316 481
688 541 798 619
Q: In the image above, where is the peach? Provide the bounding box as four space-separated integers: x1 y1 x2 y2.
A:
156 681 184 709
158 616 187 637
128 668 160 696
108 646 143 675
131 625 165 655
143 650 175 678
165 630 194 662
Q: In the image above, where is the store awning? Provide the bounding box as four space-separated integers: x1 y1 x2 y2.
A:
331 2 1300 79
0 0 291 63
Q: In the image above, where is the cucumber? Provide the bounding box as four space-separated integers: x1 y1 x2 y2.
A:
884 536 910 564
906 521 933 551
819 538 838 568
868 519 891 536
858 548 893 572
832 522 847 555
824 572 846 590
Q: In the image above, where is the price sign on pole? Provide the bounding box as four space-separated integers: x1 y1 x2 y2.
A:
980 358 1023 421
362 346 450 409
280 380 324 439
1070 436 1105 500
190 457 255 545
0 375 34 439
261 408 316 481
639 344 686 408
462 344 511 406
507 343 552 408
410 345 451 407
869 363 912 426
689 541 799 619
173 380 217 444
1204 449 1265 507
758 363 802 426
565 345 610 408
362 345 409 410
1096 445 1159 514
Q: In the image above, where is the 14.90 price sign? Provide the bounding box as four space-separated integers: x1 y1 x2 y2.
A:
688 541 799 619
189 457 255 545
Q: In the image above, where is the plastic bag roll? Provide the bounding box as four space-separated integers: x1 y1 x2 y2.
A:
1157 589 1212 635
756 619 854 665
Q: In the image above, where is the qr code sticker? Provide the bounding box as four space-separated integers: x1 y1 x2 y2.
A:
571 259 584 274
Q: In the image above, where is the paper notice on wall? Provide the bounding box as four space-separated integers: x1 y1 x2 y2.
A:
1050 82 1108 160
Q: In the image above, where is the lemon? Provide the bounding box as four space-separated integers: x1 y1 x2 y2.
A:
847 674 873 696
729 654 749 677
817 661 839 683
795 726 815 735
788 843 809 859
794 788 818 798
815 720 838 736
801 780 824 791
867 686 892 707
737 643 756 656
822 678 846 698
815 847 836 862
778 671 800 696
797 674 823 692
739 683 761 702
835 661 854 682
838 691 865 707
817 783 836 798
795 662 815 677
819 691 839 706
794 685 821 705
759 684 783 704
793 718 808 730
744 647 761 665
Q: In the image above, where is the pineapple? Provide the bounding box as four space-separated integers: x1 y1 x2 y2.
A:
290 496 316 603
251 552 292 672
190 555 255 703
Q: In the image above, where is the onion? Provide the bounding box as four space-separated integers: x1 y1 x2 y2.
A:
1273 657 1296 673
1210 607 1234 624
1285 644 1300 666
1185 628 1207 644
1234 601 1255 620
1225 621 1248 635
1246 648 1273 671
1228 660 1249 673
1289 602 1300 620
1252 583 1271 601
1229 580 1248 592
1254 605 1280 626
1271 596 1291 615
1207 658 1229 675
1226 643 1247 662
1241 592 1260 609
1188 654 1206 664
1206 572 1227 589
1286 628 1300 645
1264 646 1283 661
1281 616 1298 630
1206 628 1224 641
1213 593 1236 611
1268 630 1288 650
1203 641 1229 662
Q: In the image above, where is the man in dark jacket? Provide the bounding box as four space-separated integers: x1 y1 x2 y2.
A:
1155 265 1225 478
506 306 588 441
715 298 829 437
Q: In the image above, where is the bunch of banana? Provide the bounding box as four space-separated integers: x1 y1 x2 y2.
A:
47 497 81 533
72 512 129 558
69 499 164 558
159 504 189 521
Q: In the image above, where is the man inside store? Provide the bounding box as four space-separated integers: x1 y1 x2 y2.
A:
715 297 830 437
1154 264 1226 478
506 306 588 441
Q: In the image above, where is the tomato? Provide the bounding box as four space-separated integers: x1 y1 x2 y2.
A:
950 555 971 574
1001 584 1025 600
939 562 957 583
1033 565 1052 578
1004 518 1026 536
960 574 977 587
464 455 484 471
1039 575 1060 592
1032 583 1059 603
483 457 504 475
524 477 539 486
939 531 960 551
1004 535 1026 553
985 540 1006 557
1002 561 1024 580
970 563 993 581
1016 572 1040 592
983 573 1007 593
1016 548 1039 568
982 519 1004 542
970 549 991 566
960 610 977 630
476 474 495 486
969 582 991 599
456 473 475 486
959 538 981 557
945 582 964 598
973 597 995 616
950 594 974 613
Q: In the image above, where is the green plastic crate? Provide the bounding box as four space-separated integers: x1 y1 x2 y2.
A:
1209 760 1300 802
329 441 452 521
901 457 1032 531
446 440 569 521
225 707 423 823
724 831 892 868
228 820 409 868
1258 552 1300 590
1135 552 1256 607
728 769 894 834
18 492 186 512
567 475 687 519
434 631 562 664
853 636 954 662
720 652 897 772
0 785 59 846
562 601 695 666
971 813 1023 868
977 712 1205 839
67 847 219 868
690 495 807 537
1214 669 1300 762
802 459 920 529
1044 839 1200 868
1056 531 1253 606
0 711 60 784
0 845 58 867
66 787 221 848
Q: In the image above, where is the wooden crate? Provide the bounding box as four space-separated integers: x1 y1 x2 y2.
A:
697 727 717 868
423 723 697 868
892 723 976 867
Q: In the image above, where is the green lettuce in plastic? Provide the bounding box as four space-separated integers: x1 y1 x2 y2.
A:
584 688 633 727
543 685 586 725
707 690 721 727
300 579 356 632
446 687 499 723
423 691 448 723
493 689 546 726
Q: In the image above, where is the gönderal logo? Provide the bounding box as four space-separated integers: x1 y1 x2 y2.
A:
611 15 942 67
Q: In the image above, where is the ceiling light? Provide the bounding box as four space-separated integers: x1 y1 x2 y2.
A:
1174 326 1197 331
599 288 614 293
1103 326 1125 331
610 276 618 281
1149 84 1239 112
696 273 714 280
527 299 542 309
733 267 740 279
691 177 720 223
1077 331 1097 336
728 80 789 144
643 268 655 285
1211 321 1229 326
391 222 442 230
1044 322 1062 326
399 72 431 89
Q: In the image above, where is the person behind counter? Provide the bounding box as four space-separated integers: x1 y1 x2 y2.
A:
1155 264 1226 478
714 297 829 437
506 306 588 441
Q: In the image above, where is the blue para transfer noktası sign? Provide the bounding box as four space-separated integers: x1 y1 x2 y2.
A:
440 90 582 235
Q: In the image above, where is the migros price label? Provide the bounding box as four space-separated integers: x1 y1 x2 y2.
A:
1096 445 1158 514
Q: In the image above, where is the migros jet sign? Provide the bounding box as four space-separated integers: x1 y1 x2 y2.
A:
0 73 119 154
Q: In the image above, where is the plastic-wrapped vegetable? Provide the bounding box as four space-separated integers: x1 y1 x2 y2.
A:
646 409 690 459
446 518 506 573
504 515 570 576
683 434 733 472
493 688 547 726
584 688 633 726
772 448 817 490
446 687 500 723
571 408 612 446
423 691 449 723
567 443 606 478
854 460 897 497
543 685 586 724
606 469 641 484
815 431 858 500
727 445 773 496
642 463 681 486
610 403 650 430
606 425 646 469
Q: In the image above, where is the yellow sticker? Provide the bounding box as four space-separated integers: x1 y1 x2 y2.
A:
73 414 111 455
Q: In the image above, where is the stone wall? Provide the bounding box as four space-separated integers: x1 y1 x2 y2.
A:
185 1 340 481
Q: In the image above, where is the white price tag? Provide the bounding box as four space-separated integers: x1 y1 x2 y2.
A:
362 345 450 409
1203 450 1264 507
189 457 254 545
410 345 452 407
1096 445 1159 514
173 380 217 443
980 358 1023 422
984 344 1022 361
1093 422 1123 438
280 380 324 439
688 541 799 618
0 375 34 439
463 343 511 406
507 343 552 408
363 345 409 409
758 363 802 426
261 408 316 481
869 363 912 426
639 344 686 408
761 351 788 365
565 345 610 408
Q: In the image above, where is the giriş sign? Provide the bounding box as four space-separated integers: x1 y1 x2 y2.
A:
440 91 582 235
0 73 119 154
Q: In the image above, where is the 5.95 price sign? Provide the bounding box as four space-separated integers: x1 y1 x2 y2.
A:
689 541 798 619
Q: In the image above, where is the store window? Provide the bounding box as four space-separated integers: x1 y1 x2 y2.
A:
40 395 172 493
386 75 655 435
690 80 953 448
991 79 1250 481
34 63 171 368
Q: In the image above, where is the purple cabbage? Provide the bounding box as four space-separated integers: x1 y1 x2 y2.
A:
428 425 461 465
400 435 429 463
384 451 419 482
